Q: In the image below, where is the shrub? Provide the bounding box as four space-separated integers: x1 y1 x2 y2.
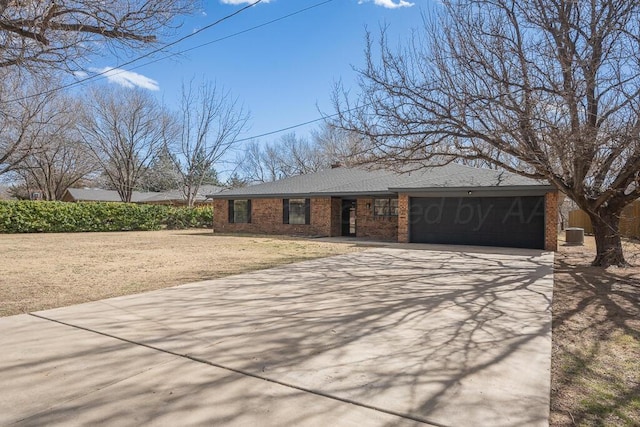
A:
164 205 213 230
0 201 213 233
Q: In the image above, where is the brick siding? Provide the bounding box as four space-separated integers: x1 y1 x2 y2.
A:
544 191 559 251
213 197 333 237
213 196 400 240
397 194 410 243
354 198 398 242
330 197 342 237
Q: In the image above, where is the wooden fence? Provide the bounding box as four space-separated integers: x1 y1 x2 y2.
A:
568 201 640 238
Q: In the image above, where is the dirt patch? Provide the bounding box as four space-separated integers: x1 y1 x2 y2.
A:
550 235 640 426
0 230 363 317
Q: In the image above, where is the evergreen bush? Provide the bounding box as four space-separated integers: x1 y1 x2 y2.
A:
0 201 213 233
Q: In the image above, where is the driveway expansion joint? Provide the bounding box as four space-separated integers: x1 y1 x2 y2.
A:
27 312 445 427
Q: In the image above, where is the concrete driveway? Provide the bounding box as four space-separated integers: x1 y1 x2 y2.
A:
0 246 553 427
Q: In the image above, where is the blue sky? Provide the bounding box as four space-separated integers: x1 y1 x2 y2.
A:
83 0 431 148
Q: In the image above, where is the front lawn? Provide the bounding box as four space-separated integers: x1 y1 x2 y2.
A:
0 230 361 317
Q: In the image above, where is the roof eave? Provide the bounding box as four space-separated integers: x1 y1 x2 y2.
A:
208 190 397 199
389 184 555 193
208 185 556 200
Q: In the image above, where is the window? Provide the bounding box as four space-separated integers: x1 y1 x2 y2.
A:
228 199 251 223
374 198 399 217
283 198 310 225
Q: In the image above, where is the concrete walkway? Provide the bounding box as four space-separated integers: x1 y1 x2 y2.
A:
0 246 554 427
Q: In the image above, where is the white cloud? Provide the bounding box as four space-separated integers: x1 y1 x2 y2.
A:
220 0 271 4
90 67 159 91
73 70 88 78
359 0 414 8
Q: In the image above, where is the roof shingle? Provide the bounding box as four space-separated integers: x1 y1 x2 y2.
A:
209 164 551 198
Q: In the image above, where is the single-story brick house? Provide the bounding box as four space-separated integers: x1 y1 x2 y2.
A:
209 165 559 250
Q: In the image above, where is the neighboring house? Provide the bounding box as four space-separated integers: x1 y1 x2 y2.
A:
62 188 153 203
142 185 225 205
209 165 559 251
62 185 225 205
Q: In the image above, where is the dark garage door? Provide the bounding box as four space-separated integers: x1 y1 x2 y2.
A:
409 196 545 249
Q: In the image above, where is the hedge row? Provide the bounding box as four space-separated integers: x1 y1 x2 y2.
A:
0 201 213 233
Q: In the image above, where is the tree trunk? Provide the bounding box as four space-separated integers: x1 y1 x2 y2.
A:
118 185 132 203
589 209 628 268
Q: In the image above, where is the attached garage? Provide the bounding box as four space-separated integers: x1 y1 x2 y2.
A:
409 196 546 249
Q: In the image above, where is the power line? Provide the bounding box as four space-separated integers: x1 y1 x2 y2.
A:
120 0 335 77
2 0 264 104
2 0 346 147
235 115 333 143
4 0 336 103
234 101 372 143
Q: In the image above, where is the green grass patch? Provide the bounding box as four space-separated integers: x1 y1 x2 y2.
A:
561 332 640 426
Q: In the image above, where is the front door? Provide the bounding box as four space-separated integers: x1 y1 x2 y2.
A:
341 199 357 237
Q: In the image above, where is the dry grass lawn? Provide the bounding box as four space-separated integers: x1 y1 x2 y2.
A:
0 230 362 317
551 235 640 426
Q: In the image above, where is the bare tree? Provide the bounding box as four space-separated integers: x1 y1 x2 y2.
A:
0 0 196 73
173 80 249 207
274 133 322 177
311 122 366 167
0 72 63 176
237 134 318 184
11 96 98 200
334 0 640 267
238 140 279 183
80 86 173 202
238 126 367 183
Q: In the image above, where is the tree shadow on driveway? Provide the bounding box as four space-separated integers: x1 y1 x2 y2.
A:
1 247 554 427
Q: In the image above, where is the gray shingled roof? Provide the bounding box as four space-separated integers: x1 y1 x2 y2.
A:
142 185 225 202
209 164 551 199
64 188 152 202
65 185 225 203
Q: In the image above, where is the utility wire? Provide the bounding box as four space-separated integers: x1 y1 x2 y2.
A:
2 0 264 104
110 0 335 78
235 114 335 143
3 0 340 148
4 0 336 103
2 0 348 180
235 100 373 143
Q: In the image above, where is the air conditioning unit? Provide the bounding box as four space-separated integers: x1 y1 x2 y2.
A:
565 227 584 246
